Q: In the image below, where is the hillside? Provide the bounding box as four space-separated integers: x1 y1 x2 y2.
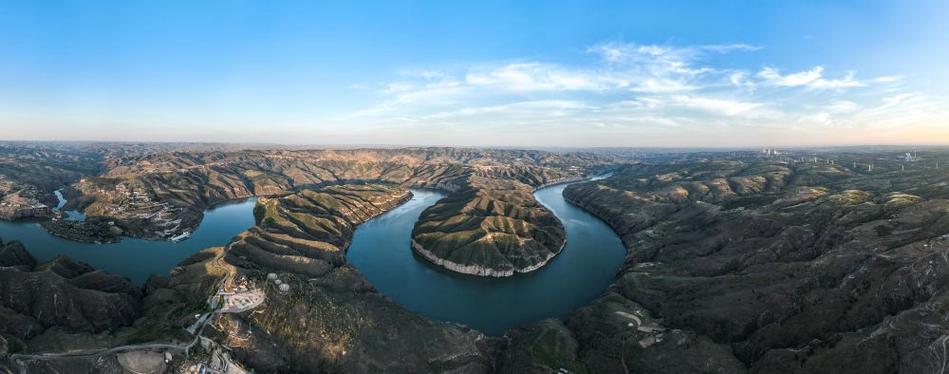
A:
534 155 949 373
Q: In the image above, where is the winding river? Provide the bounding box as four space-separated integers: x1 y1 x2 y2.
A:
0 181 624 334
347 182 627 335
0 197 257 285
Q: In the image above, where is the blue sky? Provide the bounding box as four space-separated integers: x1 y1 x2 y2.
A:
1 0 947 147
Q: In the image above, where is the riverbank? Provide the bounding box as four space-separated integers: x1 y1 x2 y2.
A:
40 218 121 243
348 183 626 336
0 198 257 285
410 238 564 277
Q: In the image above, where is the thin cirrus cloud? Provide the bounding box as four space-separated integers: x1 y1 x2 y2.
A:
757 66 865 89
341 42 939 144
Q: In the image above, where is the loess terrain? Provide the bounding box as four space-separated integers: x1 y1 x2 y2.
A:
0 143 947 374
64 148 609 275
535 155 949 373
412 174 567 276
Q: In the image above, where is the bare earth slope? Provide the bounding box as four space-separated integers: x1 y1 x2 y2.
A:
168 184 497 373
412 175 566 276
538 159 949 373
7 144 947 373
69 148 610 276
7 184 499 373
0 240 141 358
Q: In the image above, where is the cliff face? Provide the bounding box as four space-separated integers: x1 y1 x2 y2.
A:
542 160 949 373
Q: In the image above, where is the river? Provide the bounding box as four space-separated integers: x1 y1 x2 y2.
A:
0 196 257 285
346 182 627 335
0 182 624 334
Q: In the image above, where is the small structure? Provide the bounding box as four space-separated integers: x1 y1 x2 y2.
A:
267 273 277 281
117 351 166 374
278 283 290 293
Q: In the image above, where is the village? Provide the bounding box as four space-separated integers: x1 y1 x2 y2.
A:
88 181 191 240
0 177 52 220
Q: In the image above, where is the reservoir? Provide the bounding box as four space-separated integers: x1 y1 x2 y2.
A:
347 183 627 335
0 198 257 285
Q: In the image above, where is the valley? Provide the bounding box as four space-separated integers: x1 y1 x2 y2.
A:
0 143 946 373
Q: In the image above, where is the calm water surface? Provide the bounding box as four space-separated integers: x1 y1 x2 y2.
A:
347 183 626 335
1 182 623 333
0 197 256 285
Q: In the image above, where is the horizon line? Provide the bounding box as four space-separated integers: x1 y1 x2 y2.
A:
2 138 948 151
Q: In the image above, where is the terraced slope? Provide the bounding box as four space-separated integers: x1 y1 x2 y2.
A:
7 149 949 374
510 160 949 373
7 183 497 373
412 175 566 276
68 148 603 240
0 144 104 220
226 184 411 277
66 148 610 275
163 184 495 373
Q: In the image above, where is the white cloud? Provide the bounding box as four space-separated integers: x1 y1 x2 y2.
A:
758 66 865 89
425 100 592 120
825 100 860 113
631 78 696 93
588 42 758 67
382 82 416 94
669 95 764 116
464 63 604 91
341 42 942 143
880 93 926 109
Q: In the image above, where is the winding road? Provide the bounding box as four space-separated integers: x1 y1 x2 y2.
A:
8 249 255 373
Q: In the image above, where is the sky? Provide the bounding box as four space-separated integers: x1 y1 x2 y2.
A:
1 0 948 147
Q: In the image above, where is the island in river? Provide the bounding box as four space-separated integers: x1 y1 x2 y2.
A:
0 143 946 374
410 175 567 277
